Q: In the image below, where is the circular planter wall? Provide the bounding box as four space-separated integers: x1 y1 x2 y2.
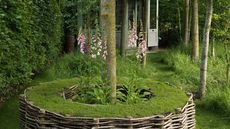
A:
19 79 195 129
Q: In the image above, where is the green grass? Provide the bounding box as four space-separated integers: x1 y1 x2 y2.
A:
25 78 188 117
196 106 230 129
0 96 19 129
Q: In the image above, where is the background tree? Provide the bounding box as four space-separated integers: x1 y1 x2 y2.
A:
120 0 128 57
184 0 190 46
176 0 182 42
62 0 100 53
192 0 199 60
100 0 116 104
199 0 213 99
211 1 230 83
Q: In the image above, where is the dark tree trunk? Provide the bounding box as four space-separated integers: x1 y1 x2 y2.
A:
184 0 190 46
65 30 75 53
120 0 128 57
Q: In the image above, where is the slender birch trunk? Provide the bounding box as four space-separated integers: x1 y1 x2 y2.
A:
143 0 150 67
199 0 213 99
184 0 190 46
192 0 199 60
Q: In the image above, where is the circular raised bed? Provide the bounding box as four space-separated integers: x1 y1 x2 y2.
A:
19 78 195 129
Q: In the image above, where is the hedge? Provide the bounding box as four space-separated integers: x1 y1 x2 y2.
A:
0 0 63 100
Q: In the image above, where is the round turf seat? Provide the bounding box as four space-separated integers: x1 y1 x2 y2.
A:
19 78 195 129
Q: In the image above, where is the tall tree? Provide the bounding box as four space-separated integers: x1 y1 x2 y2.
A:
199 0 213 99
100 0 116 104
142 0 150 67
192 0 199 60
177 0 182 42
120 0 128 57
184 0 190 46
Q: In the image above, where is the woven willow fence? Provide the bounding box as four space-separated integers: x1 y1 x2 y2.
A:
19 86 195 129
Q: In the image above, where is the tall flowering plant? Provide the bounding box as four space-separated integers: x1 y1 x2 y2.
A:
136 21 147 63
77 32 87 54
91 34 107 60
128 20 138 48
77 21 107 59
136 35 147 63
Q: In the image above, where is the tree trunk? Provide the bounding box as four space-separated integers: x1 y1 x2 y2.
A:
65 30 75 53
143 0 150 67
224 42 230 83
177 0 182 42
184 0 190 46
211 38 215 58
227 64 230 84
192 0 199 60
120 0 128 57
188 1 192 42
199 0 213 99
101 0 116 104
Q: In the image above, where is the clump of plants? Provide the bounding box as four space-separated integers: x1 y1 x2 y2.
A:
70 78 154 105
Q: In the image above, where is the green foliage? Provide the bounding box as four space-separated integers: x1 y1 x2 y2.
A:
154 44 227 92
61 0 100 33
212 0 230 40
159 44 230 117
36 53 104 82
117 79 154 104
71 78 154 105
0 0 62 99
117 55 156 78
36 53 158 83
73 84 111 105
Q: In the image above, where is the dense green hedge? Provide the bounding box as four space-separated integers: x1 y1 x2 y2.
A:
0 0 62 99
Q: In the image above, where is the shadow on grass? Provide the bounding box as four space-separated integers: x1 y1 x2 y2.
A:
0 96 19 129
196 106 230 129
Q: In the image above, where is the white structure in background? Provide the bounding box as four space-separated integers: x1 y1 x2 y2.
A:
116 0 159 50
147 0 159 48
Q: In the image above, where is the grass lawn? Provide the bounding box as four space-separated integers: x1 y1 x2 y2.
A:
0 96 19 129
196 107 230 129
1 51 230 128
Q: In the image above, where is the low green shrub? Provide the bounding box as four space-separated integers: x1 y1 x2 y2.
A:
36 53 158 82
37 53 104 81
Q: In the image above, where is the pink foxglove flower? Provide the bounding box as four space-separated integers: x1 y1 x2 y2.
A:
128 22 138 48
136 40 147 62
91 34 107 60
77 33 87 54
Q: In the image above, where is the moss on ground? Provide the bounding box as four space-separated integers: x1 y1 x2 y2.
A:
25 77 188 118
